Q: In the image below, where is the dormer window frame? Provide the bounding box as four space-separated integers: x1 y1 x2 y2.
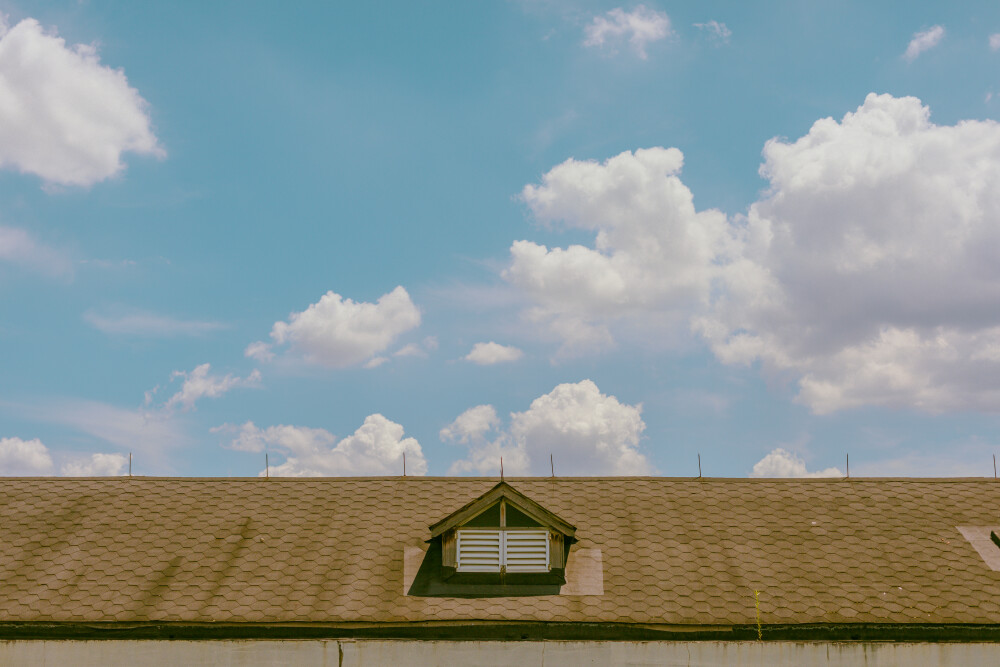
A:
428 482 576 582
454 498 552 574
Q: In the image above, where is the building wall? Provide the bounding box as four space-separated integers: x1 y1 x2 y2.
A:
1 639 999 666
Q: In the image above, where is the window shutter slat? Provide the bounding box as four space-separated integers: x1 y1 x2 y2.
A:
457 529 502 572
456 528 551 573
503 529 549 573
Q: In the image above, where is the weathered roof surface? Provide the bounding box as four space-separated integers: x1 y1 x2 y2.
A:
2 477 1000 629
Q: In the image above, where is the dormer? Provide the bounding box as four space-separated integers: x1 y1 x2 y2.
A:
428 482 576 584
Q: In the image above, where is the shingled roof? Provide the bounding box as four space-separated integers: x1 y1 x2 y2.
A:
2 477 1000 640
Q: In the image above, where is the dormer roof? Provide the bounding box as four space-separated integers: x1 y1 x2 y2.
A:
428 481 576 538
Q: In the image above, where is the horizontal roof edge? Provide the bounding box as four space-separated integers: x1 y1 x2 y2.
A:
0 476 997 482
2 621 1000 642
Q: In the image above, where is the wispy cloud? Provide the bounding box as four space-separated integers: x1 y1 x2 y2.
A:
990 33 1000 51
0 225 73 278
8 398 190 471
903 25 944 62
394 337 437 359
694 20 731 44
583 5 671 59
162 363 262 412
84 308 226 337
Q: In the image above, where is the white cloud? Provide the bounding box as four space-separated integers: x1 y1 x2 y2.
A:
248 286 421 368
991 33 1000 51
0 436 54 474
0 18 162 186
583 5 671 59
163 363 261 412
0 225 72 277
699 93 1000 413
394 343 425 358
16 399 188 458
440 404 500 444
0 436 125 476
507 94 1000 414
449 380 651 476
60 452 127 476
464 342 524 365
218 414 426 476
506 147 732 357
449 437 530 478
903 25 944 62
244 341 275 362
84 308 225 337
394 337 437 359
750 448 842 478
694 20 731 44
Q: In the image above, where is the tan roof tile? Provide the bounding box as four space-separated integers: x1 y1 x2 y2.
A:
2 477 1000 627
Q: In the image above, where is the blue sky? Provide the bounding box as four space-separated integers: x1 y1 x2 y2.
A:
2 1 1000 478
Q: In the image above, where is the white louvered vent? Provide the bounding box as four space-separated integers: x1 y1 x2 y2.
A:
456 529 549 573
503 529 549 573
456 529 502 572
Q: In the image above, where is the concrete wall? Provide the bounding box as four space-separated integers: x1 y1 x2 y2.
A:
1 639 998 666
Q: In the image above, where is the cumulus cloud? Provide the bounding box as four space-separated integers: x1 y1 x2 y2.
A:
247 286 421 368
217 414 426 476
694 20 731 44
0 436 126 476
903 25 944 61
511 94 1000 413
0 18 162 186
0 436 54 474
583 5 671 59
698 93 1000 413
61 452 127 476
84 308 225 337
0 226 72 277
464 342 524 365
750 448 842 478
506 147 732 357
163 363 261 412
448 380 651 476
440 405 500 444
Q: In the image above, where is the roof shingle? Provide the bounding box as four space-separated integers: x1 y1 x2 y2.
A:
2 476 1000 628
